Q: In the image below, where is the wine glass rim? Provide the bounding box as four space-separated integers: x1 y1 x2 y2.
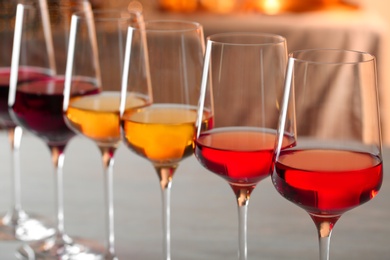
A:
17 2 89 12
141 19 202 32
73 8 142 21
206 32 286 46
289 48 375 64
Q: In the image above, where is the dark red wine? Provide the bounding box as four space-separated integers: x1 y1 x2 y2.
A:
0 67 50 128
11 75 99 146
195 127 294 186
273 149 383 216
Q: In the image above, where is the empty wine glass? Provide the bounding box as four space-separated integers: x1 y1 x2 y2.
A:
0 0 55 242
272 49 383 260
195 32 288 260
120 20 205 260
9 2 106 259
63 9 148 260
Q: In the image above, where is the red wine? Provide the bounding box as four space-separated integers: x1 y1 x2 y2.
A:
273 149 383 216
0 67 50 128
195 127 294 186
11 76 99 146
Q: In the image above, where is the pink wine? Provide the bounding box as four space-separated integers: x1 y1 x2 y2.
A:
0 67 49 128
273 149 383 216
195 127 294 186
11 76 98 146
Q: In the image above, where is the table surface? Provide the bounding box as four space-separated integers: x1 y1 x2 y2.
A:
0 131 388 259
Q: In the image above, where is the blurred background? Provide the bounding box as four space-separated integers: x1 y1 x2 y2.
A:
88 0 390 144
87 1 387 24
7 0 389 141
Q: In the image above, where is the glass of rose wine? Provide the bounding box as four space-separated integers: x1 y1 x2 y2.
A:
0 1 55 242
120 20 206 260
63 9 149 260
195 32 288 260
9 2 106 259
272 49 383 260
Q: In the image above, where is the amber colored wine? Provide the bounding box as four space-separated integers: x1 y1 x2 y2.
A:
11 76 98 145
121 104 212 165
195 127 294 186
66 91 149 146
273 149 383 216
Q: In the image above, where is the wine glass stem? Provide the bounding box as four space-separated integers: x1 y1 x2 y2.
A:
319 236 330 260
156 166 176 260
318 221 332 260
51 146 66 237
233 187 252 260
101 147 116 259
238 204 248 260
9 126 23 215
161 183 171 260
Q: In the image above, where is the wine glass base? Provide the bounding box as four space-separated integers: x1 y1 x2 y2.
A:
16 236 106 260
0 212 55 242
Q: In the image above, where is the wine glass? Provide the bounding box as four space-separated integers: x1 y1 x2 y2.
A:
272 49 383 260
0 1 55 242
9 2 106 259
195 32 288 260
63 9 149 260
120 20 205 260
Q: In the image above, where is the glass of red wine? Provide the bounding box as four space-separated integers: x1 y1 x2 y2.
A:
63 9 148 260
272 49 383 260
195 32 288 260
120 20 206 260
0 1 55 242
8 2 106 259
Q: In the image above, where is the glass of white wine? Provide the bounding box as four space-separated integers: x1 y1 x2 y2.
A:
120 20 207 260
63 9 150 260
